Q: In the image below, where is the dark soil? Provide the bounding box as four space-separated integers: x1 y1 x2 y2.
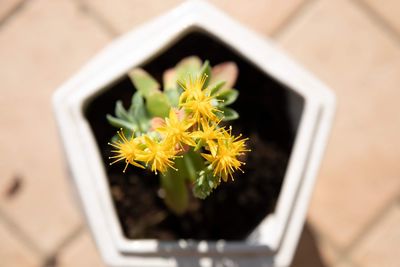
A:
85 31 304 240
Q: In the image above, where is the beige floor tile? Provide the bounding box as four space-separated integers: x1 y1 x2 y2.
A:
210 0 305 35
351 202 400 267
0 0 110 253
0 0 23 20
81 0 183 34
277 0 400 248
333 261 355 267
83 0 305 35
57 231 105 267
0 219 41 267
362 0 400 35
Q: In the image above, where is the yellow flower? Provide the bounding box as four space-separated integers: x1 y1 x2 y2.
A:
178 75 221 124
178 74 207 104
135 135 179 174
180 90 221 124
108 130 145 173
201 128 249 182
156 109 196 147
191 119 225 156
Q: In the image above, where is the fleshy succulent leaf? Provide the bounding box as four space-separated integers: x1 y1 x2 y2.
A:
163 68 177 91
193 167 220 199
146 91 171 118
210 62 238 90
176 56 202 80
220 107 239 121
106 114 138 131
199 60 211 89
115 101 130 120
128 68 160 98
209 81 226 96
128 92 150 132
164 89 180 107
216 89 239 106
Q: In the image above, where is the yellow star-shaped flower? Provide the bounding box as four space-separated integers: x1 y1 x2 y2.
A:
135 135 179 174
156 109 196 147
191 119 225 156
201 128 249 182
108 130 145 173
178 74 207 104
178 75 221 124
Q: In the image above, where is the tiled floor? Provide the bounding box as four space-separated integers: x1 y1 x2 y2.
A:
0 0 399 266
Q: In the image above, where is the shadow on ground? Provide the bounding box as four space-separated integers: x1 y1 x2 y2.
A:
290 223 327 267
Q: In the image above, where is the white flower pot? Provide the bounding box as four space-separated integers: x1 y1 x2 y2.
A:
53 1 335 266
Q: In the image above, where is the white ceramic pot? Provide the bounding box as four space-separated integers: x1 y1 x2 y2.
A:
53 1 335 266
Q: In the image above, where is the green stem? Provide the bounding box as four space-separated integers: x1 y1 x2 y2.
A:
160 168 188 215
183 154 197 182
159 149 205 215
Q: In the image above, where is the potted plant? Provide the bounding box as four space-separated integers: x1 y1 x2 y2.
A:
106 56 251 211
53 1 335 267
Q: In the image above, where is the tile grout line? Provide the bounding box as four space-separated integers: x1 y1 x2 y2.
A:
270 0 320 39
307 221 351 266
350 0 400 45
51 224 85 254
335 258 363 267
314 233 342 266
0 207 45 258
73 0 119 38
0 207 85 265
336 193 400 263
41 224 85 266
311 193 399 267
0 0 27 30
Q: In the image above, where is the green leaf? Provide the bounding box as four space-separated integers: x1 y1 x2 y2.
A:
129 92 144 117
129 92 150 132
220 107 239 121
163 68 177 91
216 89 239 106
164 89 180 107
128 68 160 98
163 68 181 107
106 114 138 131
176 56 202 81
146 91 171 118
192 167 220 199
115 101 129 120
160 169 189 215
199 60 211 88
209 81 226 96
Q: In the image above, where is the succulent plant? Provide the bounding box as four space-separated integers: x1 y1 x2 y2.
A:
107 56 249 214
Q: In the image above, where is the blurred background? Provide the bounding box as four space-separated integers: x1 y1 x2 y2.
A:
0 0 399 266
